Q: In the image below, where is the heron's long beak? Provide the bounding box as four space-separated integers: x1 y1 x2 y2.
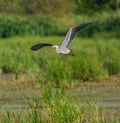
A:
52 45 58 48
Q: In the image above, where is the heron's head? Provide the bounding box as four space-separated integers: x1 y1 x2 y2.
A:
52 45 59 49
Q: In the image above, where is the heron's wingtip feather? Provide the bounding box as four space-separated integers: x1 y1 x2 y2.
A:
30 45 39 51
30 43 53 51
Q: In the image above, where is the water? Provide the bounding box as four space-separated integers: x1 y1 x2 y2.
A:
0 83 120 118
68 86 120 118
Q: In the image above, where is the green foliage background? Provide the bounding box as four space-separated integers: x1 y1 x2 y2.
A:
0 0 119 38
0 1 120 122
0 0 119 15
0 0 120 83
0 13 119 38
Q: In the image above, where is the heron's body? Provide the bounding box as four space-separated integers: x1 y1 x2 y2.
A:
54 45 70 54
30 22 92 55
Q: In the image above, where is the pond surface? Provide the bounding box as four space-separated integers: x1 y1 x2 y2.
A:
0 82 120 119
68 86 120 118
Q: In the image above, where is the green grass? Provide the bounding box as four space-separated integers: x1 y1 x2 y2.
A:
0 36 120 87
0 12 120 38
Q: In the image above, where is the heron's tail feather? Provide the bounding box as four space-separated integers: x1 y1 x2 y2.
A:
30 43 53 51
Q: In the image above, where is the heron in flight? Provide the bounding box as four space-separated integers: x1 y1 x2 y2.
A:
30 22 92 55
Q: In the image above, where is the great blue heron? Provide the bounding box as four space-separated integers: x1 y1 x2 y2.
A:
30 22 92 55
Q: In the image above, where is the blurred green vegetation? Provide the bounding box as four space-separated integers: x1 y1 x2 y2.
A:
0 0 120 85
0 36 120 87
0 0 119 15
0 0 119 38
0 12 119 38
0 1 120 122
0 14 59 38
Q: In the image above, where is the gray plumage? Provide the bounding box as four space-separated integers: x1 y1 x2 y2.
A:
30 21 92 55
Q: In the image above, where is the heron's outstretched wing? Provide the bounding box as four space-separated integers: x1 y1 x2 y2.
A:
60 21 92 47
30 43 53 51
